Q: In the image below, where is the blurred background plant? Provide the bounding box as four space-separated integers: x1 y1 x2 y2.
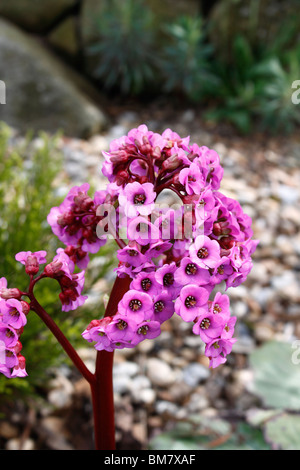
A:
82 0 300 134
86 0 158 95
158 15 217 103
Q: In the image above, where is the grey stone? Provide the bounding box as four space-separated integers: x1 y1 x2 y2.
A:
146 358 176 387
0 19 108 138
0 0 77 33
182 362 210 387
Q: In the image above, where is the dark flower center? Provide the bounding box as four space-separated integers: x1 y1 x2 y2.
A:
154 301 164 312
117 319 128 330
5 329 14 338
141 278 152 291
185 263 198 275
197 247 209 259
163 273 174 286
129 299 142 311
185 295 197 308
213 304 222 314
128 249 138 257
138 325 149 335
200 318 211 329
134 193 146 205
9 308 19 317
217 265 224 275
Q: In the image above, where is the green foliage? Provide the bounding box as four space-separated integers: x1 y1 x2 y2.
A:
249 340 300 410
206 36 300 134
264 413 300 450
0 123 64 397
86 1 300 135
87 0 158 95
205 35 265 134
149 416 270 450
150 340 300 451
159 16 217 102
253 50 300 134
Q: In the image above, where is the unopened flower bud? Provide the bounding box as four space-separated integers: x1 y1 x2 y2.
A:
20 301 30 315
44 260 63 277
115 170 130 186
161 154 181 171
25 255 39 275
74 192 94 211
0 288 22 300
14 341 23 355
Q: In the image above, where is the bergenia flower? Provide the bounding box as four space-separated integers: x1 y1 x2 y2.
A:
118 182 156 218
1 299 27 330
15 251 47 275
174 257 211 287
179 162 205 195
118 290 153 322
189 235 221 268
174 285 210 322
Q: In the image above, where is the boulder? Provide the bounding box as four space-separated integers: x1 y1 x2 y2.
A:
0 19 108 138
0 0 78 33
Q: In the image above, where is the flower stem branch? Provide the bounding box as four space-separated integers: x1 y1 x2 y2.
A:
29 296 94 384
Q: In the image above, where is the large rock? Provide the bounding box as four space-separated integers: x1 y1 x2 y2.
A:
0 19 108 138
0 0 78 33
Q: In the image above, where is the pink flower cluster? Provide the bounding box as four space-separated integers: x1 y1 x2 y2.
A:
0 277 29 378
0 248 88 378
1 124 257 377
80 125 258 368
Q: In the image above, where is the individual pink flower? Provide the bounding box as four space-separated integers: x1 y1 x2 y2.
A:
106 314 138 344
10 355 28 378
205 338 236 368
144 240 173 261
127 217 160 246
152 292 174 324
1 299 27 330
130 271 161 297
209 292 231 319
174 285 210 322
15 251 47 275
222 316 237 340
131 320 161 346
174 257 211 287
44 248 75 278
179 162 205 195
154 262 181 299
189 235 220 268
192 311 225 343
118 290 153 322
118 182 156 218
117 243 148 268
210 257 234 285
0 323 18 348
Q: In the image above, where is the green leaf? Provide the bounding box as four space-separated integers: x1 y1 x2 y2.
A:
264 413 300 450
249 341 300 410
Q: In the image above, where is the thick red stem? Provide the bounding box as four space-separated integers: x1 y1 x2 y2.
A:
91 274 131 450
29 272 131 449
